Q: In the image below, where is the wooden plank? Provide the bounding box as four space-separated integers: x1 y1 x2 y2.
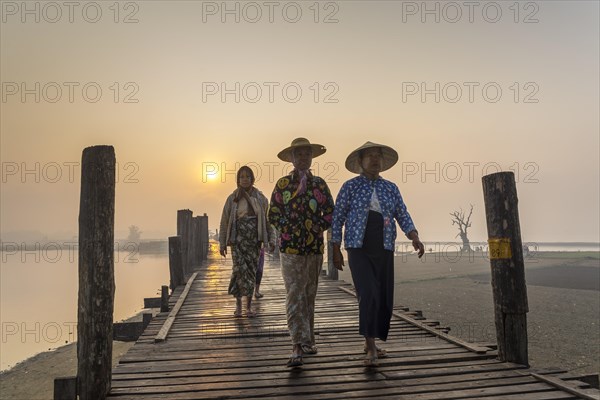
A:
144 297 162 308
108 255 586 400
110 367 530 390
277 382 573 400
529 373 600 400
382 361 527 380
556 373 600 389
154 272 198 343
108 380 562 399
112 356 504 377
338 286 491 354
120 340 459 357
111 358 512 383
117 345 472 364
469 393 577 400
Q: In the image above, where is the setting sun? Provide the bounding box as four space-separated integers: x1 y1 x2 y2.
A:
205 171 218 182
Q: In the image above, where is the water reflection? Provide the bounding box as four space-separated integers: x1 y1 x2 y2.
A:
0 250 169 371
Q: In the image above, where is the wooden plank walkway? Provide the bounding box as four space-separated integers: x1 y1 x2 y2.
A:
108 254 600 399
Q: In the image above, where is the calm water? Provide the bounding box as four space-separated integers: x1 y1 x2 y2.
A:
522 242 600 252
395 241 600 253
1 242 598 371
0 251 170 371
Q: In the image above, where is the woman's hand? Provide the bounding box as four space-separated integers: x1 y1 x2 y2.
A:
311 223 322 235
408 230 425 258
332 243 344 271
412 239 425 258
219 247 227 257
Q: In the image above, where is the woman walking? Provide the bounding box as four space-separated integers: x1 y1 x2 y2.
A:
219 166 274 317
331 142 424 366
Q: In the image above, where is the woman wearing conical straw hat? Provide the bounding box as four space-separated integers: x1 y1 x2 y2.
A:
331 142 425 367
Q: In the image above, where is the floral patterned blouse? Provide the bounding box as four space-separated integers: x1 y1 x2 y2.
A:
268 170 335 255
332 175 417 251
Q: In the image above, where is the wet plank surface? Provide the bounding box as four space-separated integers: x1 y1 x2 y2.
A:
108 255 598 399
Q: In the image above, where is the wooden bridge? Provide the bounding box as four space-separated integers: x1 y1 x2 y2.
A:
106 251 599 399
59 147 598 400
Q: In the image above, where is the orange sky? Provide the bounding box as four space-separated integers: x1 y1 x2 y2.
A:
1 1 599 242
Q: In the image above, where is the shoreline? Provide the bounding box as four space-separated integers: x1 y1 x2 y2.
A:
0 310 154 400
1 252 598 399
0 341 134 400
1 309 151 373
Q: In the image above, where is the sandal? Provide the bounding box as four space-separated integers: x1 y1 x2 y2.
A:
233 310 242 318
286 354 303 367
254 292 264 299
301 344 318 354
246 309 257 318
364 345 388 358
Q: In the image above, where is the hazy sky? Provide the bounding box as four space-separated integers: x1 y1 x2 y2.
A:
1 0 599 242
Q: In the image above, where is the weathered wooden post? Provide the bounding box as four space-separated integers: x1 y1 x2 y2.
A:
191 216 199 266
177 210 193 275
143 312 153 329
77 145 116 399
54 377 77 400
161 285 169 312
168 236 185 289
326 229 338 280
482 171 529 366
200 213 209 260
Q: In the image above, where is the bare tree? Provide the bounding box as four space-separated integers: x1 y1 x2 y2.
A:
127 225 142 243
450 205 473 252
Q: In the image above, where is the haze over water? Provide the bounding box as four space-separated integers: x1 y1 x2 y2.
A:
1 0 598 375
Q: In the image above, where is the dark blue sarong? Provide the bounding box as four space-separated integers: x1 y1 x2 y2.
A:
347 210 395 341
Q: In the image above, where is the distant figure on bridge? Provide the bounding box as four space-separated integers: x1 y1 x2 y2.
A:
332 141 425 367
268 138 335 367
219 166 274 318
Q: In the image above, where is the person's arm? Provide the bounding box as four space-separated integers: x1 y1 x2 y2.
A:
331 182 351 270
332 242 345 271
393 184 424 258
313 179 335 233
407 229 424 257
219 196 232 257
268 180 287 233
261 193 276 252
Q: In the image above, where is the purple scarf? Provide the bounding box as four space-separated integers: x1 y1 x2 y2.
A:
295 169 309 196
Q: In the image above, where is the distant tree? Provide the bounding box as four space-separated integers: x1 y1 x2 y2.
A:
127 225 142 242
450 205 473 252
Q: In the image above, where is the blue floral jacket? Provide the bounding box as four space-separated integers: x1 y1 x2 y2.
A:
332 175 417 251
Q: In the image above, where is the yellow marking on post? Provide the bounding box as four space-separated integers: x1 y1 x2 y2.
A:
488 238 512 260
